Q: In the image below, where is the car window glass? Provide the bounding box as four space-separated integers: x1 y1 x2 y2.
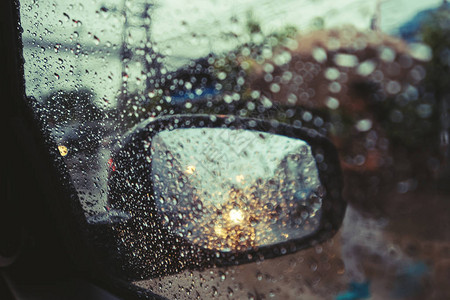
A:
19 0 450 299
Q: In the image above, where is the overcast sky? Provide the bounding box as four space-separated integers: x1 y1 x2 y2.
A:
150 0 443 69
20 0 443 105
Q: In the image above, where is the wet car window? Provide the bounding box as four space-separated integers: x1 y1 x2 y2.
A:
19 0 449 299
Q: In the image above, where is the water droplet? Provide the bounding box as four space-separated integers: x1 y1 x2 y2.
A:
212 286 219 297
357 59 376 76
328 81 341 93
270 83 280 93
72 19 82 27
409 43 432 62
334 53 358 68
58 145 68 156
390 109 404 123
416 104 432 118
256 271 263 281
312 47 327 63
219 271 226 282
325 96 339 110
386 80 401 94
325 67 340 80
379 46 396 62
355 119 372 132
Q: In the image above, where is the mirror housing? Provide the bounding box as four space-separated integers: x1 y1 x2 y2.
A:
107 115 346 279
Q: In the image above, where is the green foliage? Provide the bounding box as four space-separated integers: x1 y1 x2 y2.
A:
420 6 450 97
309 16 325 31
371 5 450 151
374 96 439 150
244 10 299 47
245 10 262 35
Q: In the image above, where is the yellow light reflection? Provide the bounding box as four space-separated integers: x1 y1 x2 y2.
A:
185 165 196 174
229 208 244 224
58 145 68 157
214 224 225 236
235 174 244 183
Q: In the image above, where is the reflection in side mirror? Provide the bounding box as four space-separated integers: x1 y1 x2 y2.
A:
152 128 323 252
107 115 345 279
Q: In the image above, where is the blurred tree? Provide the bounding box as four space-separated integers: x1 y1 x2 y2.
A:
420 2 450 184
309 16 325 31
420 3 450 101
370 3 450 151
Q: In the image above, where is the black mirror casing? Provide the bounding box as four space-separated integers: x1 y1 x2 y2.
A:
106 115 346 280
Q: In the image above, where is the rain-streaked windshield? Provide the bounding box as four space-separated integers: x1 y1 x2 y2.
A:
19 0 450 298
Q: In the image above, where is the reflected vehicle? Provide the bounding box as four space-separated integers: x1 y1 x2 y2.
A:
160 57 220 105
51 121 107 157
3 0 450 300
43 90 108 158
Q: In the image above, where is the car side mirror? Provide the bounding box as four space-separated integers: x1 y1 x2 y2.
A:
107 115 346 280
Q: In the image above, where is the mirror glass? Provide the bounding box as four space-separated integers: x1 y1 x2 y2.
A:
151 128 324 252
